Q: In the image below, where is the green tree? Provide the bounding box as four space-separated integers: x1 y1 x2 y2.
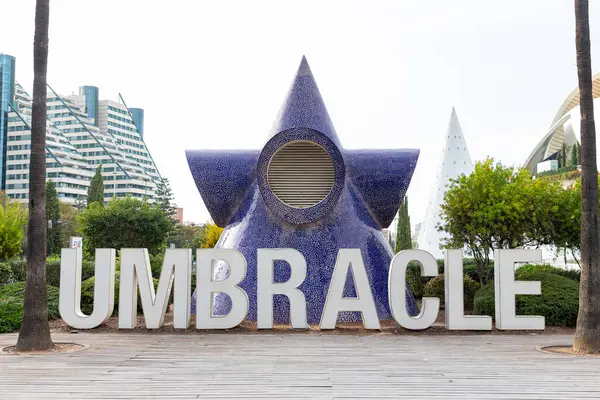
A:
200 223 224 248
78 197 173 256
395 197 412 252
87 165 104 207
0 194 27 260
574 0 600 354
557 149 563 168
571 144 579 166
439 158 563 285
59 202 79 248
45 181 63 256
155 178 177 224
168 224 205 249
562 143 568 167
17 0 54 351
73 196 86 212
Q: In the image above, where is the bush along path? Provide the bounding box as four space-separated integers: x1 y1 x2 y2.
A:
0 282 60 333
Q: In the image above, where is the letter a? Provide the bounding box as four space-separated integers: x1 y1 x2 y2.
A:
320 249 380 330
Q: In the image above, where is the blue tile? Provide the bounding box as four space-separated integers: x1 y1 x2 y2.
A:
187 56 419 324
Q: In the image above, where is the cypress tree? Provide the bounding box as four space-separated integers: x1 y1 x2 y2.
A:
395 197 412 253
571 143 579 166
45 180 63 256
557 150 563 168
87 165 104 206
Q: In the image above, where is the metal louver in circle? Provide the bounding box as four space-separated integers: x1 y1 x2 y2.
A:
268 140 335 209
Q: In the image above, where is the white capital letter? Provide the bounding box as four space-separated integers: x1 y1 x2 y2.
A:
389 249 439 330
494 249 544 330
59 248 115 329
320 249 380 330
445 249 491 330
257 248 307 329
119 249 192 329
196 249 248 329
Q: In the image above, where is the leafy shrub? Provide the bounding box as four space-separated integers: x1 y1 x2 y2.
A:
80 275 160 316
0 282 60 333
82 259 96 280
8 258 27 281
473 272 579 327
149 253 164 278
436 258 493 285
516 264 580 281
46 258 62 287
0 297 23 333
406 262 428 298
0 262 14 287
423 273 480 310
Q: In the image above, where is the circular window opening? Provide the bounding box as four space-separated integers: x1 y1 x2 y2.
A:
268 140 335 209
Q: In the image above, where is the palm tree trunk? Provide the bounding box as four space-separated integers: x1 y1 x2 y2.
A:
573 0 600 354
16 0 54 351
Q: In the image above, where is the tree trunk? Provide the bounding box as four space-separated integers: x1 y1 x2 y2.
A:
16 0 54 351
573 0 600 354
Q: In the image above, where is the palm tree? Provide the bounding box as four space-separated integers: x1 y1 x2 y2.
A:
16 0 54 351
573 0 600 354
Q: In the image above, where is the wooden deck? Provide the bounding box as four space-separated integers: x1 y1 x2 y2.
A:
1 332 599 399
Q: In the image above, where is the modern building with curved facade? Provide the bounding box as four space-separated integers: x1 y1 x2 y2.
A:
524 72 600 174
1 53 163 203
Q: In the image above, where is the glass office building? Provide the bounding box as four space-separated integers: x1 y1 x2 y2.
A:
0 54 16 190
79 85 99 126
2 55 163 203
129 108 144 137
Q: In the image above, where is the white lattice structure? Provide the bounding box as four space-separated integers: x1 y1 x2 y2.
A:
417 108 474 259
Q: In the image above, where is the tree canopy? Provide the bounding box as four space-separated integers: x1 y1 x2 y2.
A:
395 197 412 252
200 223 224 248
77 197 173 256
0 194 27 261
168 224 205 249
155 178 177 225
438 158 568 284
87 165 104 206
45 181 63 256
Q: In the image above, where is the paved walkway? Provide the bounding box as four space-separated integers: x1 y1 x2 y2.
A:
1 332 599 399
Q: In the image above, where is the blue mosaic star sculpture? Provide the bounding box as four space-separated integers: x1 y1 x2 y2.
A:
186 56 419 323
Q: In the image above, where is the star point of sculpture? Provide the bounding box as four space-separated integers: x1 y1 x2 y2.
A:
186 56 420 323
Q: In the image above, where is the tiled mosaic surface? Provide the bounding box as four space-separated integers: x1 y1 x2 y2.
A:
187 57 419 323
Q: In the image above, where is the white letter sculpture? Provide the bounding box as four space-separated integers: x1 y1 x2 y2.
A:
59 248 115 329
494 249 545 330
320 249 380 329
445 249 492 330
196 249 249 329
257 249 307 329
119 248 192 329
388 249 439 330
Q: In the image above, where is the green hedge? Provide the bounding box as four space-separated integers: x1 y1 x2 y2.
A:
1 258 97 289
422 273 480 310
434 258 493 285
0 263 13 287
80 275 160 316
7 258 26 282
516 264 580 282
0 282 60 333
473 272 579 327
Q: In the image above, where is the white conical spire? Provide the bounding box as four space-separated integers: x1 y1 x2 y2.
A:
417 108 474 259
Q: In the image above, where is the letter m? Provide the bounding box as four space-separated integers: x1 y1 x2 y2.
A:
119 249 192 329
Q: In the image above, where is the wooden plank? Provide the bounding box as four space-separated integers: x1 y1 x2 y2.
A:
0 332 598 399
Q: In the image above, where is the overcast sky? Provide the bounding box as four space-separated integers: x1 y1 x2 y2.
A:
1 0 600 227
